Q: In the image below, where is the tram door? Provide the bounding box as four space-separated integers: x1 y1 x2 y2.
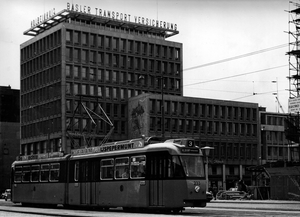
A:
80 161 90 204
149 154 167 207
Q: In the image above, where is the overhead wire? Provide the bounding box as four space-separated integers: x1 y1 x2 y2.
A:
184 64 287 87
183 43 288 72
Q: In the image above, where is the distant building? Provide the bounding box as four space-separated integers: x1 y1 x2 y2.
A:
260 110 299 164
0 86 20 192
129 93 260 189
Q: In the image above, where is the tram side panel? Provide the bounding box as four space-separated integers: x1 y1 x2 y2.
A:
12 160 67 205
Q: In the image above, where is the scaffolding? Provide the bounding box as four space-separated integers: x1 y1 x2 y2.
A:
286 1 300 161
288 1 300 97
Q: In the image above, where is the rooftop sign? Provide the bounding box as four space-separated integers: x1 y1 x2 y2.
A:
66 2 177 31
25 3 178 37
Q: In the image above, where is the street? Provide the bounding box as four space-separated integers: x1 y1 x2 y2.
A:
1 199 300 217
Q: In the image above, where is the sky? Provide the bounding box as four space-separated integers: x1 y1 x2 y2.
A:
0 0 293 112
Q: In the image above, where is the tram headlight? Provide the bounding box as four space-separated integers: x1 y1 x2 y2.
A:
194 185 200 193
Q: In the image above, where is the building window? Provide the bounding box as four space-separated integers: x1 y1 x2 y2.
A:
90 85 95 96
113 87 118 100
66 30 71 43
106 87 111 99
81 84 87 95
74 31 79 44
112 38 118 51
120 39 126 51
97 35 103 48
90 51 96 64
105 36 111 49
74 83 79 95
81 67 87 80
97 52 103 65
82 32 87 45
89 68 95 81
66 65 71 77
98 86 103 98
66 82 71 94
105 70 110 82
113 54 118 67
90 34 96 47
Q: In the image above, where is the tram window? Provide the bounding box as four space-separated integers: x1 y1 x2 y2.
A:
14 166 22 183
50 163 60 182
115 157 129 179
101 159 114 180
40 164 49 182
31 165 40 182
172 156 185 178
22 166 30 182
180 156 204 178
74 161 79 181
130 156 146 179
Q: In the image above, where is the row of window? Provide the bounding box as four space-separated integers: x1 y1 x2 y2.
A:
14 163 60 183
21 65 61 94
65 82 179 100
210 143 257 160
65 67 181 90
149 99 258 121
21 48 61 77
66 117 126 136
21 117 61 139
21 139 61 156
65 53 181 76
149 117 258 137
21 30 62 62
75 156 146 181
66 30 180 60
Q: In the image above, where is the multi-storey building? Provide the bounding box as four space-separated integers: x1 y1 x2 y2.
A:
20 7 181 155
260 110 299 164
20 4 269 191
129 93 260 190
0 86 20 192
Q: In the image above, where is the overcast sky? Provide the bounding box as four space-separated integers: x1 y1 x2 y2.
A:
0 0 292 112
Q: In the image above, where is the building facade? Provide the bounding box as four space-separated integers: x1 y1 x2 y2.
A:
0 86 20 193
260 110 299 164
20 8 182 156
129 93 260 190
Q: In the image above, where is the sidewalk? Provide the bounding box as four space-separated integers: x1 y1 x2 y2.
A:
207 199 300 211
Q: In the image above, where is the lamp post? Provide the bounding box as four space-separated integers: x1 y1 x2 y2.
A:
272 78 279 113
201 146 214 191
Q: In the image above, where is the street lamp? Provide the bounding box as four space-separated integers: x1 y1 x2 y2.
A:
201 146 214 191
272 78 279 113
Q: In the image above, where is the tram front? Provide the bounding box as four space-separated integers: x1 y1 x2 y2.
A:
160 138 208 209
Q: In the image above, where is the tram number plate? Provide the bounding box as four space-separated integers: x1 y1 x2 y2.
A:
193 181 201 186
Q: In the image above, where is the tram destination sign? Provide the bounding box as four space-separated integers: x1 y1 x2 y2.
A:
71 140 144 155
181 148 200 154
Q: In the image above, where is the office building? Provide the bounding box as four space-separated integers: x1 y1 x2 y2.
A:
129 93 260 190
0 86 20 192
20 7 181 155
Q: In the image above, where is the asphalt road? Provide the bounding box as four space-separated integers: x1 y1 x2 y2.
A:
0 199 300 217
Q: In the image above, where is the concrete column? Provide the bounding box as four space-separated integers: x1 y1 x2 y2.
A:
239 164 243 180
222 164 226 190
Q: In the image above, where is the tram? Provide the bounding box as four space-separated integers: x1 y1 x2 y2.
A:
11 137 207 212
